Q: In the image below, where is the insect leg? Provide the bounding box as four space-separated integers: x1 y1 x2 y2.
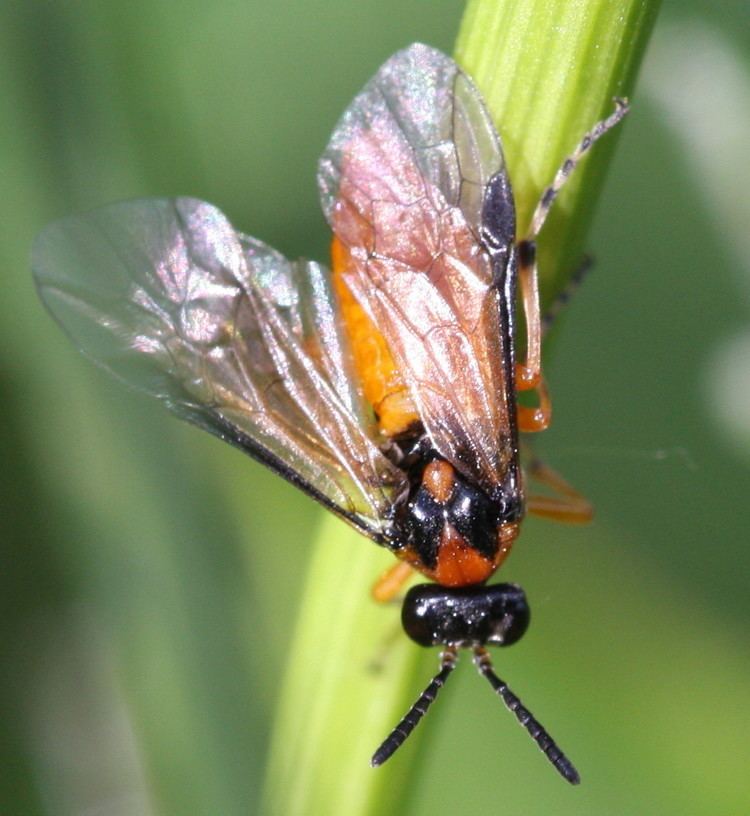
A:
525 458 593 524
514 239 552 432
541 255 594 338
526 99 629 241
516 101 628 432
516 375 552 433
371 560 415 603
515 239 542 391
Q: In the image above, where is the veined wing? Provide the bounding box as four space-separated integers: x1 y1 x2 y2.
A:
32 197 406 537
318 43 518 491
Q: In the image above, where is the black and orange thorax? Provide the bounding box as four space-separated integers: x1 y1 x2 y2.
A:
331 235 523 587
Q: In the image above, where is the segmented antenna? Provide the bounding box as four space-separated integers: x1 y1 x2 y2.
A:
473 647 581 784
371 647 457 767
527 97 630 240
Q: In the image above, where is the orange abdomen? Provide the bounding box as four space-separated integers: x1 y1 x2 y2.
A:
331 237 419 437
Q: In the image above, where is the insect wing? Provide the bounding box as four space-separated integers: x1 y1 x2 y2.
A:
32 197 405 536
318 43 518 491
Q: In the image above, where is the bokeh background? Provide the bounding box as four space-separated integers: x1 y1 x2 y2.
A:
2 2 749 814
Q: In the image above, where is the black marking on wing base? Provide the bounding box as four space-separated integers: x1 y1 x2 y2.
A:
481 171 523 509
481 171 516 269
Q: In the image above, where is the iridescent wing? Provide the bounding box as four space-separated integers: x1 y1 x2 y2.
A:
318 43 518 492
32 197 407 537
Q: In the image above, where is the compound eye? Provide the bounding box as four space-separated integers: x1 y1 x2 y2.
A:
496 606 531 646
497 610 529 646
488 586 530 646
401 585 443 647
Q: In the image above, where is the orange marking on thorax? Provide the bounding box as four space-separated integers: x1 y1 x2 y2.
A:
433 525 495 587
422 460 455 503
331 237 419 437
431 520 520 588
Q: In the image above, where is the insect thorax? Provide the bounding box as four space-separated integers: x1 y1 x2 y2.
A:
389 447 523 586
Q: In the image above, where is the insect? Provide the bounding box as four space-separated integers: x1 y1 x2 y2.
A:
33 43 628 784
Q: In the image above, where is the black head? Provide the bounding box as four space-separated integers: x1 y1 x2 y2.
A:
401 582 529 648
371 582 580 785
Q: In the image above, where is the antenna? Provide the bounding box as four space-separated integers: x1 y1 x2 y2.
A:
473 647 581 784
371 647 457 767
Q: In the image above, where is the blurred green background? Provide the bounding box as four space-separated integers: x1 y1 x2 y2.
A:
2 2 749 815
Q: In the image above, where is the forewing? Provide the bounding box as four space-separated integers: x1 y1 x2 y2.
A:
32 197 405 536
318 43 516 490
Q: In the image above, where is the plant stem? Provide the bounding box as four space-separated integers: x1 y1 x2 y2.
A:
261 2 660 814
260 516 429 816
456 0 661 301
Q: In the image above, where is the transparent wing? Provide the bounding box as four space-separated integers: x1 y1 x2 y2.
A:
32 197 406 536
318 43 517 490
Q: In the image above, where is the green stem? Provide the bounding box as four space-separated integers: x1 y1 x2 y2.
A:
260 515 430 816
261 2 660 814
456 0 661 301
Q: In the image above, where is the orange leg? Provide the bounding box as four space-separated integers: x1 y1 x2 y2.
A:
515 242 551 433
515 100 629 436
526 459 593 524
371 560 414 603
515 248 542 391
517 373 551 433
